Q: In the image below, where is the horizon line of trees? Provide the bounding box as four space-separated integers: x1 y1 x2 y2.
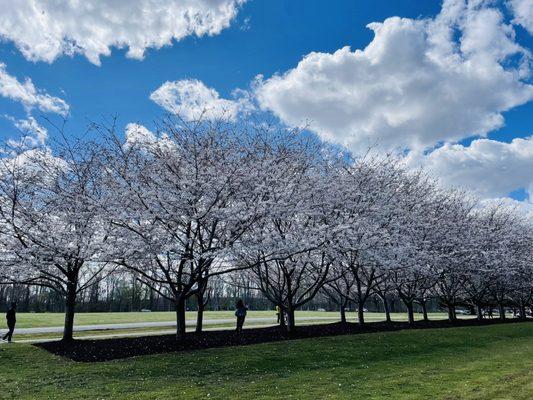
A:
0 117 531 342
0 275 448 316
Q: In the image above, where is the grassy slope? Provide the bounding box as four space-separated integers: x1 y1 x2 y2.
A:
1 322 531 399
13 311 464 328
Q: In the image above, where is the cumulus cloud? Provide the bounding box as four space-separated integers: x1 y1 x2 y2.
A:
0 147 68 182
150 79 252 121
0 63 69 116
5 116 49 148
479 197 533 220
0 0 246 65
509 0 533 34
124 123 157 148
124 122 176 153
407 136 533 200
255 0 533 152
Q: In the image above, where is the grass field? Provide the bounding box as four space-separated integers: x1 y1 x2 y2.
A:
13 310 469 328
6 311 474 341
9 310 331 328
0 322 531 399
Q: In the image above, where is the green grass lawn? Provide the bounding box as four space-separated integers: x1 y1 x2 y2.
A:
1 322 531 399
12 310 327 328
13 311 469 328
7 311 474 342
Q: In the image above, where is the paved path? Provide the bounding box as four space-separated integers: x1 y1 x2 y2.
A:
0 322 296 344
0 317 341 345
11 316 340 335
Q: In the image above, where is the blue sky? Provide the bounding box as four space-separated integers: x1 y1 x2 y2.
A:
0 1 441 133
0 0 532 205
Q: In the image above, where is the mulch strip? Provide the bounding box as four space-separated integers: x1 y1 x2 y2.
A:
35 317 531 362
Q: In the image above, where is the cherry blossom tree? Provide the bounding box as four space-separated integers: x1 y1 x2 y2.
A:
325 157 407 325
1 117 531 343
381 174 450 324
0 139 114 341
237 134 345 333
97 119 284 340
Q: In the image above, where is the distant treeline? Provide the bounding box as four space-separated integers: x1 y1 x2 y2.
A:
0 273 442 315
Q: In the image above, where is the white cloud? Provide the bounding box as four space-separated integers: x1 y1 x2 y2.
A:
478 197 533 220
407 136 533 200
150 79 251 121
0 147 68 181
5 116 48 148
0 63 69 116
255 0 533 153
124 123 179 155
0 0 246 65
509 0 533 34
124 123 157 149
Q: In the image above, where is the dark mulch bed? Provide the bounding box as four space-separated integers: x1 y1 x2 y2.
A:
35 317 531 362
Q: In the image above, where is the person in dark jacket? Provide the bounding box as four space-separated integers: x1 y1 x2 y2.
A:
235 299 247 333
2 302 16 343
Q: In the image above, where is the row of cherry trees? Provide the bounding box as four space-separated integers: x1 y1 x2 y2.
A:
0 119 531 341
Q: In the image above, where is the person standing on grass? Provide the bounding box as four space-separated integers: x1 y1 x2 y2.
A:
2 302 16 343
235 299 247 333
275 304 282 324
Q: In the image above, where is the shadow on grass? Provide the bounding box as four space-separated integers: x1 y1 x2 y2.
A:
35 318 531 362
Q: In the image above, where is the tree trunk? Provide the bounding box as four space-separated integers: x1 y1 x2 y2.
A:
196 299 204 333
518 303 527 320
382 296 391 323
279 308 286 328
421 301 428 322
476 304 483 321
176 297 187 340
286 308 296 334
498 303 506 320
406 302 415 325
447 304 455 322
340 305 346 324
357 303 365 325
62 282 77 342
